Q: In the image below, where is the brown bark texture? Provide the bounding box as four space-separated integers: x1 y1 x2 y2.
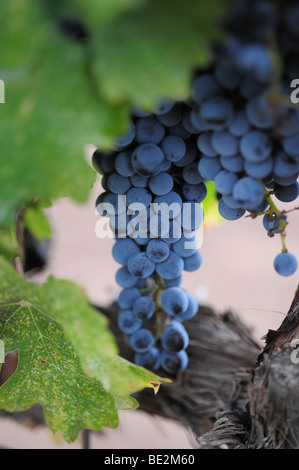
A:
1 284 298 449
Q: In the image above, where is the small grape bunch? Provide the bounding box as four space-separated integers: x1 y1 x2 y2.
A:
94 103 204 375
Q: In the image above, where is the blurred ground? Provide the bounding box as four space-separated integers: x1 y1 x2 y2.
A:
0 176 298 449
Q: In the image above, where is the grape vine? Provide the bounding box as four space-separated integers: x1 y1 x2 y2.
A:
92 0 299 376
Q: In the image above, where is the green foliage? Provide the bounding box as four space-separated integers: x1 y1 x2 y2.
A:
24 200 53 243
93 0 227 109
0 301 119 443
0 0 227 224
0 227 19 259
0 257 168 440
0 0 226 442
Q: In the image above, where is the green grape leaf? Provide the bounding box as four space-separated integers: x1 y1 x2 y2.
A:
0 257 169 433
62 0 147 28
93 0 228 109
0 227 19 260
100 356 170 396
0 0 129 224
24 202 53 243
0 300 119 443
0 0 228 224
33 275 169 395
115 394 139 411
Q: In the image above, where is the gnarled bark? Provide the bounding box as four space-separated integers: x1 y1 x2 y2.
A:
1 285 298 449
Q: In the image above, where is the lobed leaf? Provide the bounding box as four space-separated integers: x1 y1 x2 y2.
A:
0 301 119 443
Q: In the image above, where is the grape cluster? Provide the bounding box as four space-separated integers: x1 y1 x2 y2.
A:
94 106 204 374
93 0 299 374
189 0 299 276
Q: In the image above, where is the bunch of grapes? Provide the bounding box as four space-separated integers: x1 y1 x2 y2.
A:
93 0 299 374
94 104 204 375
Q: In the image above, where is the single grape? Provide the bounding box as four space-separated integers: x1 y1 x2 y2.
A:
175 293 198 321
180 202 204 231
262 213 280 234
127 252 156 279
135 115 165 144
115 266 138 288
274 252 298 276
232 176 265 210
220 154 244 172
126 187 152 208
114 150 135 177
161 321 189 353
161 287 189 316
240 130 272 162
183 250 202 272
174 141 197 167
156 104 183 127
131 143 165 176
214 170 239 195
163 274 184 287
146 239 170 263
196 132 219 157
112 238 140 265
118 310 142 334
172 234 196 258
149 172 174 196
155 100 174 115
160 135 186 162
198 156 223 180
244 157 273 179
153 191 183 219
211 131 238 157
246 94 275 129
115 120 136 149
218 197 245 220
106 172 131 195
130 328 155 353
118 288 141 309
129 174 149 188
199 96 234 131
228 110 250 137
156 251 184 280
134 348 161 370
160 350 189 374
274 182 299 203
133 296 155 320
182 182 207 203
92 150 116 174
222 193 242 209
191 73 222 103
235 44 272 81
273 151 299 179
182 162 205 185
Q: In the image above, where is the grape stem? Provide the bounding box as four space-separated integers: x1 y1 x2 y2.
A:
261 182 288 253
153 274 168 341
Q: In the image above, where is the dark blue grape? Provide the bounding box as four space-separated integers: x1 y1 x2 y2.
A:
130 328 155 353
161 321 189 352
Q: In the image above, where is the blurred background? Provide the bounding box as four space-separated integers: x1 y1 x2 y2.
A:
0 171 297 449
